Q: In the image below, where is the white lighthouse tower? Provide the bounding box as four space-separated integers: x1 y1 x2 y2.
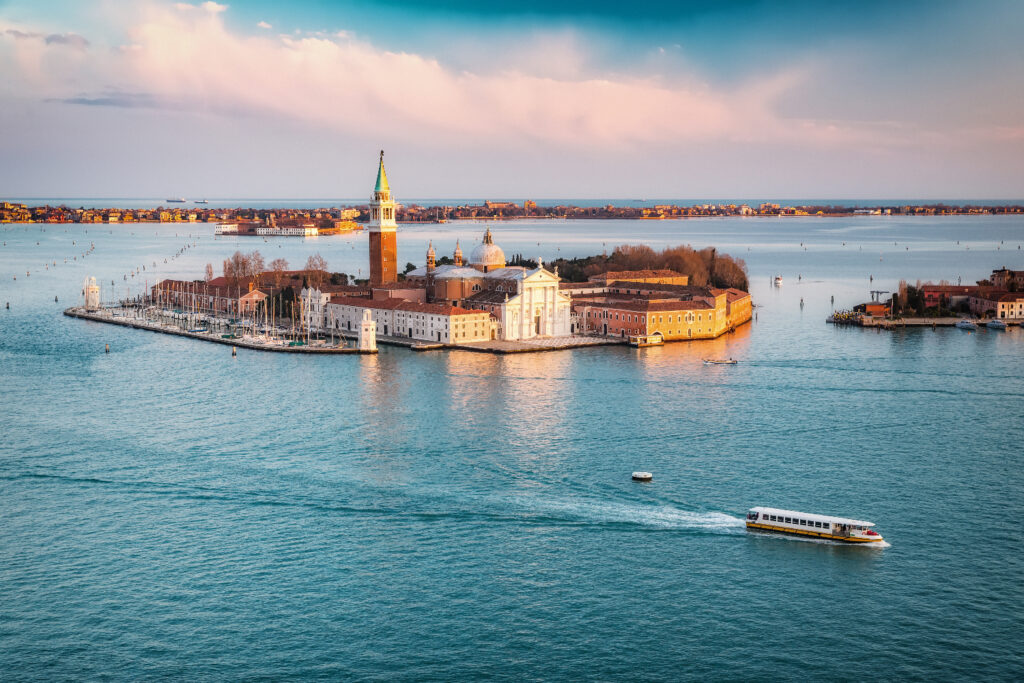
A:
83 277 101 310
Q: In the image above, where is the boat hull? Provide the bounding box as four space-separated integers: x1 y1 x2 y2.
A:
745 522 884 543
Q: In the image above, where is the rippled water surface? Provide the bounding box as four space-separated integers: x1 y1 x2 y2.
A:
1 216 1023 680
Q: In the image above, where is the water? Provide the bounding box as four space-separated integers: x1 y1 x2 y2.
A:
6 196 1024 210
1 216 1023 680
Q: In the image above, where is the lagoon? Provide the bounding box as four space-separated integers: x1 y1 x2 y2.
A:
1 216 1022 680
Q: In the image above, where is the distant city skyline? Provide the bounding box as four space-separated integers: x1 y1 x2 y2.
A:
1 0 1022 198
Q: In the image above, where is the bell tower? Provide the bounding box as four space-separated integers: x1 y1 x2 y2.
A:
368 150 398 286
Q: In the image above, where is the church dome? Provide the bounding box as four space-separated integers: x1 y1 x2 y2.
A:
469 228 505 271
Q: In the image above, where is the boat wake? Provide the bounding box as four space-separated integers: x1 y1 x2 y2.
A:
520 498 746 533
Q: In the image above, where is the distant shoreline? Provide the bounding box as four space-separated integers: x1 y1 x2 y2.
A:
3 199 1022 225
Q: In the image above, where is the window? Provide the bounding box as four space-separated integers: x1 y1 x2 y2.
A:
785 517 791 524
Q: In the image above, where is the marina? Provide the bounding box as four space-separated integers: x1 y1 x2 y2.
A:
64 306 375 354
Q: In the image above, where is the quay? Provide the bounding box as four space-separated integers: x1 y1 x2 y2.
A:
829 314 1023 329
65 306 622 355
64 307 375 354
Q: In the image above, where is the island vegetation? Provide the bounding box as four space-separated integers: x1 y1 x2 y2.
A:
537 244 749 290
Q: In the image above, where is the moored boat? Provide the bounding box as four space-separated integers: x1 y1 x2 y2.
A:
745 507 884 544
987 319 1007 330
773 275 783 286
955 319 978 330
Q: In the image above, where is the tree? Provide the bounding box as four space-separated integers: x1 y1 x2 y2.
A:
204 263 214 283
404 262 417 274
270 258 289 287
222 250 265 288
305 253 328 290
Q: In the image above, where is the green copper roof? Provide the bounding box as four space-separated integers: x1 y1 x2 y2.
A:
375 150 390 192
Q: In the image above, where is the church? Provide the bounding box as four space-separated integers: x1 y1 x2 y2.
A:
405 228 572 341
360 151 572 342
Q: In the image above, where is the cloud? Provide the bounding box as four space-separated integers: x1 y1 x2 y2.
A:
44 33 89 50
52 92 161 108
32 3 808 152
3 0 1015 159
5 29 42 39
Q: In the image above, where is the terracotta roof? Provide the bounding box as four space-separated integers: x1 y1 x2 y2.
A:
725 288 750 302
372 282 427 290
464 290 510 304
920 285 979 293
572 295 712 312
607 282 707 296
327 296 487 317
590 269 687 281
560 281 605 289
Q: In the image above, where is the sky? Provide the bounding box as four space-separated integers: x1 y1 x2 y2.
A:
1 0 1023 200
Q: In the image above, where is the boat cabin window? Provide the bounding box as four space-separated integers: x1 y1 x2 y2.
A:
785 517 792 523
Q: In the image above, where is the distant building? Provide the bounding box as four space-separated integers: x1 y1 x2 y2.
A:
990 267 1024 290
969 290 1024 319
570 279 752 340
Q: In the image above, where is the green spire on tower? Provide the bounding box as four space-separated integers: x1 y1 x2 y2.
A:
375 150 390 193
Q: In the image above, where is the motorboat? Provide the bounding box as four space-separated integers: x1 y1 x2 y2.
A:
955 319 978 330
986 319 1007 330
631 471 653 482
773 275 783 286
703 358 738 365
745 507 884 544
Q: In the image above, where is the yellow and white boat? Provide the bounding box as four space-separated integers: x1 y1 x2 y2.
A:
745 507 884 543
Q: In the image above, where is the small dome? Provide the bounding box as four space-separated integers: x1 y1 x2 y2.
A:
469 228 505 270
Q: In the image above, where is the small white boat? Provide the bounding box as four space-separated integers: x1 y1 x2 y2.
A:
773 275 783 286
746 507 884 544
703 358 738 365
987 319 1007 330
955 319 978 330
631 471 653 482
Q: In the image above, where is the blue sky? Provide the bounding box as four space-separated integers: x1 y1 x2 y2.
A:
1 0 1022 199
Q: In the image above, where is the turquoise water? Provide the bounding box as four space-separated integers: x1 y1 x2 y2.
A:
2 217 1023 680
